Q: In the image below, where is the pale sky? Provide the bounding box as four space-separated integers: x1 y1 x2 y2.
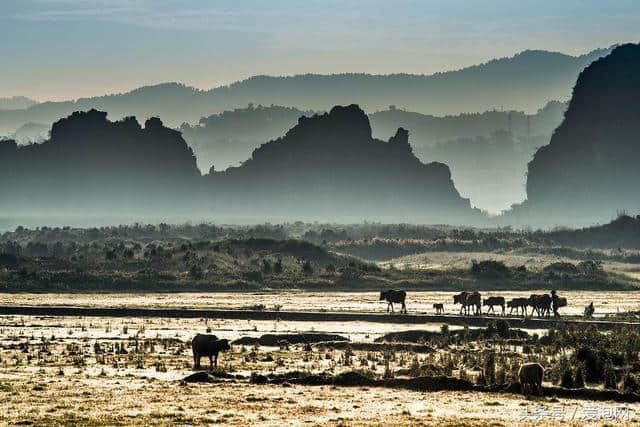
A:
1 0 639 101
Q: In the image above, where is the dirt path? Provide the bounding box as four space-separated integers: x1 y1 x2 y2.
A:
1 305 638 330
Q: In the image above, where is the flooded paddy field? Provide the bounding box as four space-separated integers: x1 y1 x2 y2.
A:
1 312 639 425
3 290 640 318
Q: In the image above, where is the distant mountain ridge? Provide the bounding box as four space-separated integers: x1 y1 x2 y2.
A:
0 96 38 111
0 46 612 136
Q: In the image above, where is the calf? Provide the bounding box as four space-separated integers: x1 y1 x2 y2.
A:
433 303 444 314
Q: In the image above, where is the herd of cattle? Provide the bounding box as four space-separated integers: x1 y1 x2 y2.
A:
380 290 568 317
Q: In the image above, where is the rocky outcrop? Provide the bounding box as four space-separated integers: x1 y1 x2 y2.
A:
206 105 482 223
511 44 640 226
0 109 201 216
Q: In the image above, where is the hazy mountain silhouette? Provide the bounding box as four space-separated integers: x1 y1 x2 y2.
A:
0 110 201 217
0 47 611 136
0 96 38 111
178 101 565 212
370 101 566 149
510 43 640 226
1 105 483 225
205 105 483 224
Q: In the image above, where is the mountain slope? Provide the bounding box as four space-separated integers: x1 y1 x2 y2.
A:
205 105 483 224
0 47 611 136
511 43 640 226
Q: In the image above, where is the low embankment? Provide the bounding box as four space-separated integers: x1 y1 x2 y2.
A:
0 305 638 330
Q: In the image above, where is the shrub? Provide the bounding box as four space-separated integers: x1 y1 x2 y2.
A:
273 258 283 274
483 352 496 385
243 270 263 283
604 362 617 389
188 264 204 280
578 260 602 275
122 248 134 259
0 253 18 268
471 260 510 277
574 345 604 383
555 357 574 388
302 260 313 275
544 262 579 275
262 259 272 274
494 320 510 338
339 267 363 280
574 365 585 388
622 373 640 394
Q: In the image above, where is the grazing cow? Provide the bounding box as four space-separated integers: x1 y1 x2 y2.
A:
433 303 444 315
453 291 481 316
507 297 529 316
518 362 544 396
380 290 407 314
483 296 505 315
192 334 231 369
528 294 552 317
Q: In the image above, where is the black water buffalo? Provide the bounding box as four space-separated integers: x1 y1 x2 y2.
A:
453 291 481 316
483 296 505 315
380 290 407 314
433 303 444 314
192 334 231 369
519 362 544 396
528 294 552 317
507 297 529 316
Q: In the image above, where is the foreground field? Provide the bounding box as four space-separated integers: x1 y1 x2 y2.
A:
1 313 639 425
3 373 631 425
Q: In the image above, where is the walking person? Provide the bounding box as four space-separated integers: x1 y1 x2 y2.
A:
550 290 560 317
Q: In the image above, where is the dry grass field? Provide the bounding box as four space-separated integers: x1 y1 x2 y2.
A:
1 310 639 425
